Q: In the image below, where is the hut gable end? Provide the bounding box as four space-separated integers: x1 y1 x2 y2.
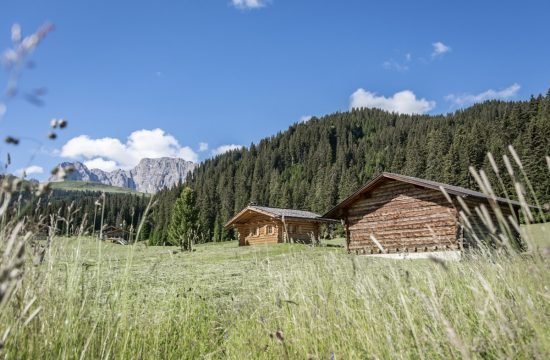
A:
344 179 459 254
324 172 523 255
225 205 336 246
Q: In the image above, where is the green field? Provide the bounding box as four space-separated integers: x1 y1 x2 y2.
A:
49 180 143 194
523 222 550 248
1 224 549 359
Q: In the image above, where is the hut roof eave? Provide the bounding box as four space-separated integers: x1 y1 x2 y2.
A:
225 205 337 228
324 172 525 219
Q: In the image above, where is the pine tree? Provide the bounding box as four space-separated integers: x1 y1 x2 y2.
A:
167 187 199 250
148 93 550 240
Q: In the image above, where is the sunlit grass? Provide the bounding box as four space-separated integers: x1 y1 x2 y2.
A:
1 227 548 359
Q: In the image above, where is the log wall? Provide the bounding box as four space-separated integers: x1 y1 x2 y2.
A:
345 179 459 254
234 214 281 246
459 197 519 249
282 220 320 244
233 215 321 246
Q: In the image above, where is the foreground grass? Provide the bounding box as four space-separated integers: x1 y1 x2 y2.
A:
2 226 549 359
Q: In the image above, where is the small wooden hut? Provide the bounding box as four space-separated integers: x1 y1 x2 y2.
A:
101 225 130 244
324 172 523 255
225 205 338 246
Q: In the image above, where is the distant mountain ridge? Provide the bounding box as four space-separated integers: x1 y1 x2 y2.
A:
50 158 197 193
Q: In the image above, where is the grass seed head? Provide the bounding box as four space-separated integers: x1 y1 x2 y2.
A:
275 330 284 343
4 136 19 145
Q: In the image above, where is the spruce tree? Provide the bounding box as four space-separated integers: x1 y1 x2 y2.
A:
167 187 199 250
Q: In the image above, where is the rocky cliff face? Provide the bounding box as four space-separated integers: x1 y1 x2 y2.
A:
50 158 197 193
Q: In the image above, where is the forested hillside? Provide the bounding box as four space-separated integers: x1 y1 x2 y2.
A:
150 93 550 243
17 190 152 239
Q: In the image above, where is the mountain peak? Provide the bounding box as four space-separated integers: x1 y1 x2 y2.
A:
50 158 197 193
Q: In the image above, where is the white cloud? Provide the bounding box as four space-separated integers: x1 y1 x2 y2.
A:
383 52 412 72
0 103 6 118
432 41 451 57
350 88 436 114
299 115 313 123
232 0 268 9
83 158 119 172
16 165 44 177
60 128 199 171
445 83 521 106
212 144 243 156
198 142 209 152
383 59 409 72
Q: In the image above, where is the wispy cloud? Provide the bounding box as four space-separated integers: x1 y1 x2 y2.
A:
198 142 209 152
232 0 268 9
384 41 450 71
383 52 412 72
211 144 243 156
299 115 313 123
16 165 44 177
350 88 436 114
432 41 451 57
383 59 409 72
445 83 521 106
60 128 198 171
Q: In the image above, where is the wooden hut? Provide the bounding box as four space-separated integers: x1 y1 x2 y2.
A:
225 205 338 246
101 225 130 244
324 173 523 255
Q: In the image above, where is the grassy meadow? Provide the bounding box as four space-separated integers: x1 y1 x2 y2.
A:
0 223 548 359
49 181 144 194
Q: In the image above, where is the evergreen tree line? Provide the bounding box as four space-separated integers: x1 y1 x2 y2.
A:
149 92 550 242
13 189 152 240
11 93 548 244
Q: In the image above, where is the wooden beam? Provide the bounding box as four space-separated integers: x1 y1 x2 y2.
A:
343 209 351 253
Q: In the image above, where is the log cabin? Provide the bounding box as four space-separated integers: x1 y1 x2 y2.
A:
324 172 523 256
225 205 338 246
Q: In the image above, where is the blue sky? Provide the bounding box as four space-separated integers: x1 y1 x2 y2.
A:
1 0 549 179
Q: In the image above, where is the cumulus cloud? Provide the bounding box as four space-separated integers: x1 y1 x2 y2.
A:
432 41 451 57
232 0 268 9
16 165 44 177
83 158 119 172
60 128 198 171
198 142 209 152
445 83 521 106
212 144 243 156
299 115 313 123
350 88 436 114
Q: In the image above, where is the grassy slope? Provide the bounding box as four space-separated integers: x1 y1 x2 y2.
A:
2 226 549 359
49 180 142 194
523 222 550 247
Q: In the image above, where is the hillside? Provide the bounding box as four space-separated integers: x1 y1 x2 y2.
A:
149 94 550 243
49 180 143 194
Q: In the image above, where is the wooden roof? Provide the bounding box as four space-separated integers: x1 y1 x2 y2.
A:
102 226 131 234
225 205 338 228
324 172 523 218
